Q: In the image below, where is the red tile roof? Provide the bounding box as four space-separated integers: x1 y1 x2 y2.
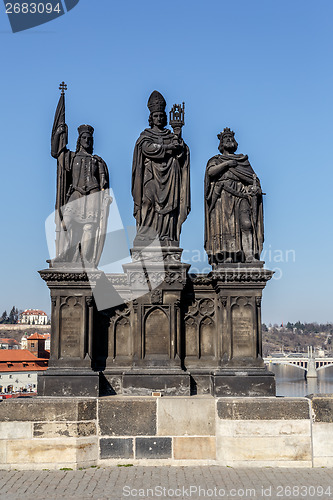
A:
0 350 48 372
0 350 46 362
0 338 19 344
27 333 47 340
0 363 47 372
21 309 47 316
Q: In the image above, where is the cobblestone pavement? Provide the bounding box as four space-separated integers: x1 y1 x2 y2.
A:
0 466 333 500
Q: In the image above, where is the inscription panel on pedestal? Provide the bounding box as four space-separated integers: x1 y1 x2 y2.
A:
60 297 82 358
231 298 254 358
144 307 169 357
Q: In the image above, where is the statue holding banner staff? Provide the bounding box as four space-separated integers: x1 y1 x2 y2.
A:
51 82 111 267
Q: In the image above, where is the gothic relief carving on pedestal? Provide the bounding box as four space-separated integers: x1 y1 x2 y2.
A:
184 297 216 359
108 305 131 359
151 289 163 305
199 316 215 356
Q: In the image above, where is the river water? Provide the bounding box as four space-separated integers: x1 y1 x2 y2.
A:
269 363 333 397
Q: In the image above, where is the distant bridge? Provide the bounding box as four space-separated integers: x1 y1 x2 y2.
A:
264 356 333 371
264 354 333 377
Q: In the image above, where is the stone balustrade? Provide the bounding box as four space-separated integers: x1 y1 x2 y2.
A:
0 395 332 469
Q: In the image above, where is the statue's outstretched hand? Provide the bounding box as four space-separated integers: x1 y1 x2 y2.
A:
57 124 67 134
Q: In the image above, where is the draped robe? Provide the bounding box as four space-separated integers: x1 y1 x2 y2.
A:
204 153 264 262
132 127 190 244
51 129 109 265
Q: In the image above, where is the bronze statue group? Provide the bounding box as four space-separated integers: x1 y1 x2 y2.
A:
51 87 264 268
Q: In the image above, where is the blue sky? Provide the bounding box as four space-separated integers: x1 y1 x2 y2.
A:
0 0 333 324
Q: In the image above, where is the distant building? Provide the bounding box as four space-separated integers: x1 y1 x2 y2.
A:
26 333 50 359
21 335 28 350
21 332 50 352
0 350 48 393
0 338 19 350
19 309 48 325
43 333 51 351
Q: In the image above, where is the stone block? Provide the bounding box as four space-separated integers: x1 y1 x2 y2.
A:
38 372 99 397
6 437 97 464
217 419 311 437
7 438 78 463
135 437 172 459
122 373 190 396
309 396 333 422
0 441 6 463
100 438 133 459
173 437 216 460
0 398 97 422
217 398 310 420
157 397 215 436
312 423 333 457
189 374 211 395
313 457 333 467
101 372 123 396
216 436 311 462
0 422 32 440
75 438 98 462
77 400 97 421
212 374 276 397
33 422 96 438
98 398 156 436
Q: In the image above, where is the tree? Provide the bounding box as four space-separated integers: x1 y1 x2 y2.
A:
0 310 8 324
8 306 19 324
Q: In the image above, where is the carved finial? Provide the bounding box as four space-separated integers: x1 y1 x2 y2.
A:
59 81 67 95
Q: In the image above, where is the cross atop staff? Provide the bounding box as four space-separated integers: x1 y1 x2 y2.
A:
59 81 67 95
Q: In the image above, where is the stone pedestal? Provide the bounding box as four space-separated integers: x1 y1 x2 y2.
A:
211 262 276 397
38 257 275 397
121 246 191 395
38 267 101 397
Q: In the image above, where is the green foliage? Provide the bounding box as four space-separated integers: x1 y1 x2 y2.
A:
1 306 19 324
0 310 8 324
8 306 19 324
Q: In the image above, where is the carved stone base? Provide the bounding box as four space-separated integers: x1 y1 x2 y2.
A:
38 258 275 397
211 369 276 397
189 370 212 395
38 369 100 397
122 370 190 396
100 370 124 396
38 268 101 397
